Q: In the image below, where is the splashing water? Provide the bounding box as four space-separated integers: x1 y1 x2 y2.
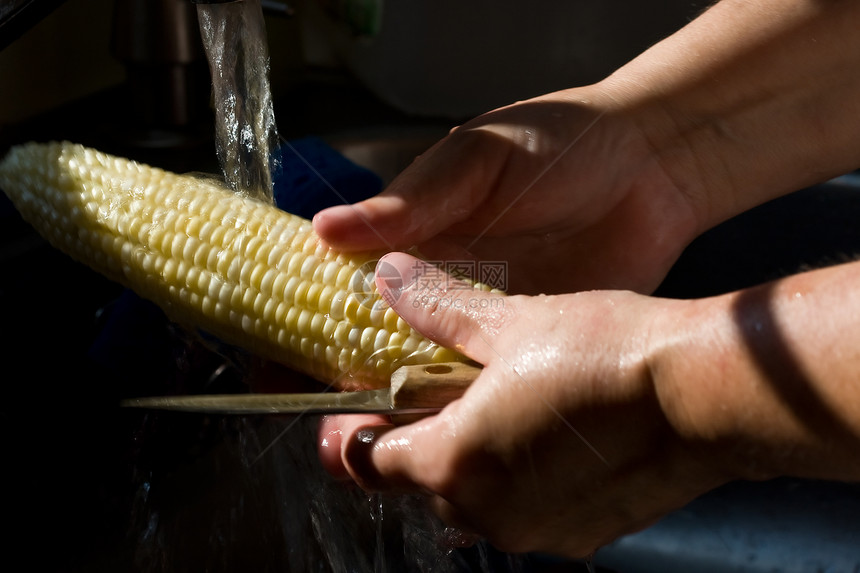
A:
115 2 526 571
197 0 281 203
127 409 526 572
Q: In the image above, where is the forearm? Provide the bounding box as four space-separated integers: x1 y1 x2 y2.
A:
602 0 860 232
652 259 860 482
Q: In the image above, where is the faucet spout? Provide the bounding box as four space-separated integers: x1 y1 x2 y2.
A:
191 0 294 17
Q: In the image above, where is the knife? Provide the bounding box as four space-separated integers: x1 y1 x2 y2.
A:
121 361 481 416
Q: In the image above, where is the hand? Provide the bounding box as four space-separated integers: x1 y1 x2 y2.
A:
318 252 729 557
313 87 701 295
314 0 860 297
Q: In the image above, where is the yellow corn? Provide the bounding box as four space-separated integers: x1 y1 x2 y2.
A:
0 141 472 389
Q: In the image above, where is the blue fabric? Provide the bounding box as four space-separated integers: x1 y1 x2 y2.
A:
272 136 382 218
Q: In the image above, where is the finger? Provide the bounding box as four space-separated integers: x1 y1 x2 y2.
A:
317 413 391 481
375 252 511 365
312 135 490 251
430 496 484 543
341 421 400 492
358 417 446 493
312 196 415 252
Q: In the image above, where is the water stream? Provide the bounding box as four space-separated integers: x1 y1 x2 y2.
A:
127 402 521 571
116 1 525 571
196 0 280 203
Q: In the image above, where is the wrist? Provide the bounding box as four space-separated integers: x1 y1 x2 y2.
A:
646 294 783 483
599 0 860 233
648 272 860 484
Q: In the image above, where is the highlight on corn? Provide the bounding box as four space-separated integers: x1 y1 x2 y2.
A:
0 141 483 389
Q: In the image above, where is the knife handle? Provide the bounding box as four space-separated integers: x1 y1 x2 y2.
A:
389 361 482 412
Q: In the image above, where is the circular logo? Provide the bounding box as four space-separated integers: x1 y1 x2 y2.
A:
347 258 404 309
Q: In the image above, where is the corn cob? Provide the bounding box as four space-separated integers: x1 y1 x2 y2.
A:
0 141 474 389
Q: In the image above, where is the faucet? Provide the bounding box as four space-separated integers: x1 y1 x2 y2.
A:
192 0 294 17
108 0 290 155
0 0 291 169
111 0 208 137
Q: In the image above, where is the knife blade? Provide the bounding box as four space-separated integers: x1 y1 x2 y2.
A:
121 361 481 415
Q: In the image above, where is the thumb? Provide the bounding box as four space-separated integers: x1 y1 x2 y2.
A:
375 252 509 366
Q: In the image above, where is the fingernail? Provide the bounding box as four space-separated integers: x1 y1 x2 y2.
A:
344 423 394 491
376 258 405 305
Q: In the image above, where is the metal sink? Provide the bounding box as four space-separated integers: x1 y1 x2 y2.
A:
4 71 860 570
594 479 860 573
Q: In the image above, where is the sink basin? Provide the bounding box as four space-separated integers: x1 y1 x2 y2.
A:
594 478 860 573
4 76 860 569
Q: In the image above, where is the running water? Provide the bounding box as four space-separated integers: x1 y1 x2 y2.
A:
127 408 519 572
121 2 529 571
196 0 281 203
